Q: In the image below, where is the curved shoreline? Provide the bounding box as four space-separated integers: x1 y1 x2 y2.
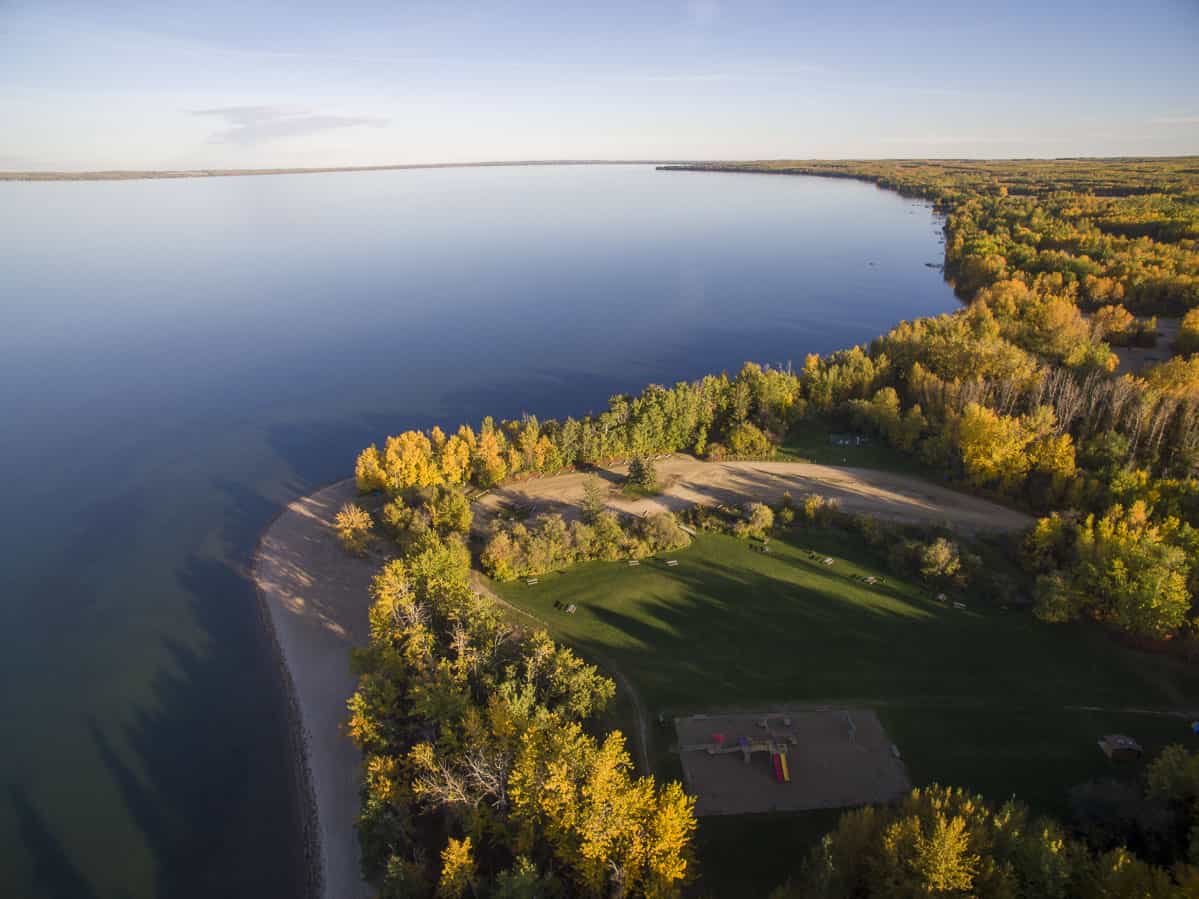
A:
252 478 374 899
252 459 1029 897
250 550 324 899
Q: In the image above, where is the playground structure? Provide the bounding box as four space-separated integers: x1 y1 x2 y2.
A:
675 708 910 816
680 716 797 784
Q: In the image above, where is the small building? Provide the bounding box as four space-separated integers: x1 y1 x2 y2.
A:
1098 734 1143 762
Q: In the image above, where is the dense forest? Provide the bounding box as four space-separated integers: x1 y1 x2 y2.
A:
348 158 1199 895
345 519 696 897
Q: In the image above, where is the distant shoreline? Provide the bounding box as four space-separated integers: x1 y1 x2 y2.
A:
9 155 1192 183
0 159 691 183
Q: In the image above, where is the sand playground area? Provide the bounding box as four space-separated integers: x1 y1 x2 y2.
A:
676 708 911 816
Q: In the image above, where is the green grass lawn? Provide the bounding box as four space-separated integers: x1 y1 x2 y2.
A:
776 419 939 478
492 527 1199 893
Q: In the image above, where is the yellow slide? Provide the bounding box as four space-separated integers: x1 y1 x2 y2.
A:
780 753 790 783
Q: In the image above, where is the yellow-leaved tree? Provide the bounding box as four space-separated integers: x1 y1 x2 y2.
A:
436 837 475 898
509 719 695 897
333 502 372 556
384 430 443 490
472 423 508 487
355 445 388 493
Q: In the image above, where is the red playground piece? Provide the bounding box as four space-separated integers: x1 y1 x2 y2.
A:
771 753 784 782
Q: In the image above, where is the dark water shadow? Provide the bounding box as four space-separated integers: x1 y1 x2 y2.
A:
435 367 636 424
8 785 101 899
265 415 397 490
85 483 314 899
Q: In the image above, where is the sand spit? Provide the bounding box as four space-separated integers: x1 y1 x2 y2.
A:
252 479 374 899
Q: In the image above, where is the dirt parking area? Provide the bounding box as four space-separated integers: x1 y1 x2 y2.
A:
676 708 910 816
475 456 1031 536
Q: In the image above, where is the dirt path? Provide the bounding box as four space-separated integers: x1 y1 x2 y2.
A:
475 456 1032 535
469 572 653 775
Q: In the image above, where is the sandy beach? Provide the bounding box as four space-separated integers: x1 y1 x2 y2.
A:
253 479 374 899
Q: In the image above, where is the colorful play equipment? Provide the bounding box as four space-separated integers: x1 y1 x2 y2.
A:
683 721 795 785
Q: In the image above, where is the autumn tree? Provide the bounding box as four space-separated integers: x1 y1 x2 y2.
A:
627 456 658 493
384 431 442 491
334 502 373 556
1031 502 1193 638
1177 308 1199 355
580 474 606 523
437 837 475 898
955 403 1033 491
727 421 774 457
472 420 508 487
356 445 388 493
1091 303 1135 342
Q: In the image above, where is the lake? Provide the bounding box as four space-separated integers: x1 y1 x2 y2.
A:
0 164 957 898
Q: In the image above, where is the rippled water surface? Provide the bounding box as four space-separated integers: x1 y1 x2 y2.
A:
0 165 957 897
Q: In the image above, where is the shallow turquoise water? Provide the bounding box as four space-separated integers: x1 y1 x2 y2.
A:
0 165 956 897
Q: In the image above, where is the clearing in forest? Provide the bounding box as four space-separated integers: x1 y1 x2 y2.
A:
475 456 1031 536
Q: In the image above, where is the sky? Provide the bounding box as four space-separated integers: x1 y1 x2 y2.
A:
1 0 1197 170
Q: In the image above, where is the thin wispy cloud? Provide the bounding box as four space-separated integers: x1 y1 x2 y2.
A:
878 133 1071 146
192 106 388 146
1149 115 1199 126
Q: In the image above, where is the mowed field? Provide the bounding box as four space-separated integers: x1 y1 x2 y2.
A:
491 528 1199 895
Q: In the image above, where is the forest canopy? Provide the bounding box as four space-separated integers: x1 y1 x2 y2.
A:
350 158 1199 895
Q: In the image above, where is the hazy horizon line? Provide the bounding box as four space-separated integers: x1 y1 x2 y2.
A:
4 154 1198 182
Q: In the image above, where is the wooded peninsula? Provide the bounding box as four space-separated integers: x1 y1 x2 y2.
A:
273 158 1199 898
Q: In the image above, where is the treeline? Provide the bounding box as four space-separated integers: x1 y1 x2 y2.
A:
354 363 804 495
482 506 692 582
346 528 696 897
356 300 1198 639
854 307 1198 638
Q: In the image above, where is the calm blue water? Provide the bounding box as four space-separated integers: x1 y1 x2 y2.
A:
0 165 955 897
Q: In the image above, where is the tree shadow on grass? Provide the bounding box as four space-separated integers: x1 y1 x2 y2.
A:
571 552 945 712
553 530 1148 720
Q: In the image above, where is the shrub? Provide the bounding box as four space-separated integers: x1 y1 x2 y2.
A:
734 502 774 539
637 512 692 553
801 494 839 523
428 486 473 536
627 456 658 492
382 498 433 553
704 442 728 461
918 537 962 581
480 529 518 581
591 512 626 560
580 474 606 522
334 502 373 556
727 422 774 457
